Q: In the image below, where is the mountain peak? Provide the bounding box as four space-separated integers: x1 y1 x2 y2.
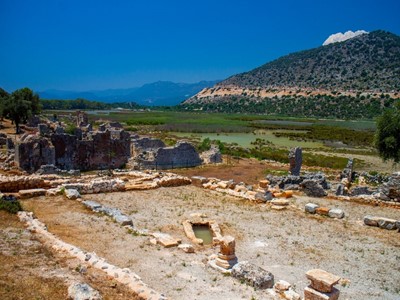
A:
322 30 368 46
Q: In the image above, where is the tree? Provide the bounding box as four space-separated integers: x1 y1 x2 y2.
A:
4 88 41 133
0 88 9 120
374 101 400 164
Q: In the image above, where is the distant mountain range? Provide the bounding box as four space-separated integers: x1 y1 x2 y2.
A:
182 30 400 119
39 80 219 106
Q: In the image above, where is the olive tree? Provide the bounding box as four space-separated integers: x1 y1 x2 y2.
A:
374 101 400 164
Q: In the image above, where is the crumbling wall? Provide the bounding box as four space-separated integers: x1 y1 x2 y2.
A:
136 141 202 169
131 137 166 157
14 135 55 173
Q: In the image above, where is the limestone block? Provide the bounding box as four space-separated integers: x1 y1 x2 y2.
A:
68 282 102 300
259 180 270 188
363 215 380 227
152 232 181 248
274 280 291 292
191 176 208 186
377 217 397 230
305 203 319 214
284 289 301 300
271 199 290 206
328 208 345 219
231 261 274 289
315 207 330 216
304 286 339 300
178 244 195 253
82 200 102 211
396 220 400 231
114 214 133 226
306 269 340 293
18 188 47 199
271 205 287 211
65 189 81 200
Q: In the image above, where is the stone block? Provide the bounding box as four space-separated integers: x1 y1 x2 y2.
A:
259 180 270 188
271 205 287 211
284 289 301 300
328 208 345 219
363 215 380 227
65 189 81 200
377 217 397 230
114 214 133 226
178 244 195 253
315 207 330 216
305 203 319 214
304 286 340 300
18 188 47 199
396 220 400 231
82 200 102 211
68 282 102 300
191 176 208 186
231 261 274 289
271 199 290 206
306 269 340 293
152 232 181 248
274 280 291 292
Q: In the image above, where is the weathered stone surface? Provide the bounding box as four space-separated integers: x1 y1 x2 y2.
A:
378 172 400 202
255 191 273 202
305 203 319 214
274 280 291 292
351 186 373 196
304 286 340 300
178 243 195 253
271 199 289 206
259 180 270 188
200 145 222 164
0 175 49 193
231 261 274 289
315 207 330 216
364 215 380 227
340 158 354 183
306 269 340 293
68 282 102 300
377 218 397 230
328 208 345 219
216 235 238 269
65 189 81 200
284 289 301 300
15 135 55 173
396 220 400 231
301 180 327 197
76 111 89 127
82 200 102 210
271 205 287 211
130 137 166 157
18 188 47 199
114 214 133 226
152 232 181 248
191 176 208 186
335 183 345 196
289 147 302 176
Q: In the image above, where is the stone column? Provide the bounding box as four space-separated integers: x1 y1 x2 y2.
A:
216 236 238 269
289 147 302 176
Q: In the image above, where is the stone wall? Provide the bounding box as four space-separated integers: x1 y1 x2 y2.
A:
14 135 55 173
136 141 202 169
131 137 166 157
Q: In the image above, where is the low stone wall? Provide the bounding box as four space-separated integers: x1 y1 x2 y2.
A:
18 211 167 300
0 175 50 193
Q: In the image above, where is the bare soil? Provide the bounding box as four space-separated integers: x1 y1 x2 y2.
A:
20 186 400 300
0 210 141 300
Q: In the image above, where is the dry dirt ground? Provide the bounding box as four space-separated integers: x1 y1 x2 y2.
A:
19 185 400 300
0 210 142 300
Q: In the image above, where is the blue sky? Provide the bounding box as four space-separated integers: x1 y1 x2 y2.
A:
1 0 399 92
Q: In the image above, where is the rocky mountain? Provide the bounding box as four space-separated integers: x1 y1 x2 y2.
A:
182 30 400 118
39 80 219 106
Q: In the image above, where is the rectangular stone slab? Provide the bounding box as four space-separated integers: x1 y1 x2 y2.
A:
18 188 47 199
315 207 330 216
306 269 340 293
304 286 340 300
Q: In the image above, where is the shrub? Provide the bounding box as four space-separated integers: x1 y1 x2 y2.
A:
0 197 23 214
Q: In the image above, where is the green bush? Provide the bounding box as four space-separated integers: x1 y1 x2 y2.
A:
0 197 23 214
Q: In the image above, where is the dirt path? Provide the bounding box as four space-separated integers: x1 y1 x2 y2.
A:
21 186 400 300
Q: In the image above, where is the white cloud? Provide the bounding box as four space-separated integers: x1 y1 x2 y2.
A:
322 30 369 46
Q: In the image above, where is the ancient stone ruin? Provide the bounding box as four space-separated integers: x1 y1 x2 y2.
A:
288 147 302 176
134 141 202 170
304 269 341 300
215 236 238 270
200 145 222 164
130 136 166 157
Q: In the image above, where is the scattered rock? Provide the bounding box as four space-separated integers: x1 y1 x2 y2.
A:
288 147 302 176
65 189 81 200
304 286 340 300
301 180 327 197
283 289 301 300
271 199 289 206
152 232 181 248
328 208 345 219
231 261 274 289
305 203 319 214
315 207 330 216
274 280 291 292
350 186 373 196
364 215 398 230
68 282 102 300
178 243 195 253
